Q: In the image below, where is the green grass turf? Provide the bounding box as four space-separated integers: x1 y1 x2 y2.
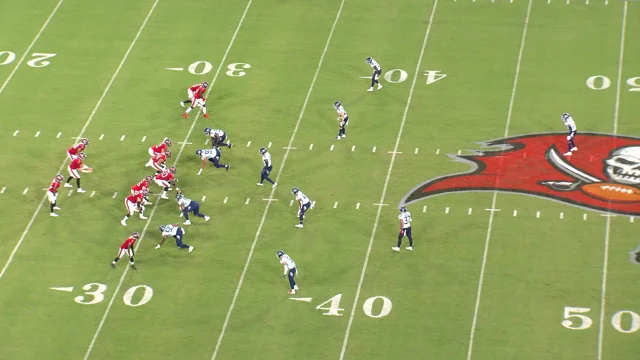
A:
0 0 638 359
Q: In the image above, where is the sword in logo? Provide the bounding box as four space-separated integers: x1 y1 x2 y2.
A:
540 147 602 191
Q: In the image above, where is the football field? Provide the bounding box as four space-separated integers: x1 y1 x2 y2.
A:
0 0 639 359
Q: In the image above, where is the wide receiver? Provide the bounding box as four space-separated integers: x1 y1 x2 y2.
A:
111 232 138 270
67 138 89 160
181 81 210 119
47 174 64 217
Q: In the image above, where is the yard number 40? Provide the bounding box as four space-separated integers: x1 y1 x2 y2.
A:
562 306 640 333
315 294 392 318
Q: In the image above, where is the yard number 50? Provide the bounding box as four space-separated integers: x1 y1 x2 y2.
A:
562 306 640 333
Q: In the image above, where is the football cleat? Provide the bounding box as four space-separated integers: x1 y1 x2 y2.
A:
165 150 172 158
183 220 191 225
121 220 127 226
225 164 230 172
377 84 383 90
180 101 185 108
291 187 299 195
139 215 148 220
131 264 137 270
276 250 284 258
50 213 58 217
81 138 89 146
259 147 267 155
272 182 277 188
228 143 232 149
288 289 296 294
256 183 264 186
367 87 374 92
564 151 573 156
571 147 578 152
188 246 194 253
406 246 413 251
111 263 116 268
182 112 188 118
161 194 169 199
64 183 73 188
295 224 304 228
391 247 400 251
203 114 209 118
204 216 210 221
77 188 86 193
53 206 61 210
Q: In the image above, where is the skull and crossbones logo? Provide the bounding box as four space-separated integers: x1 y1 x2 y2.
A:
604 146 640 186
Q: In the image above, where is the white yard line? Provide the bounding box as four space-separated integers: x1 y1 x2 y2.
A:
338 2 439 359
597 3 627 360
210 1 346 358
465 1 532 360
0 0 65 96
0 0 160 282
81 1 253 358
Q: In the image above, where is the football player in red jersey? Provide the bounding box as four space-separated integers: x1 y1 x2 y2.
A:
131 175 153 196
147 138 172 157
64 152 91 193
121 190 148 226
47 174 64 217
67 138 89 160
154 166 178 199
181 81 210 119
111 232 139 270
145 150 171 172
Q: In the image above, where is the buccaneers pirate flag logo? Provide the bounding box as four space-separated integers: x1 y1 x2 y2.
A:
401 133 640 216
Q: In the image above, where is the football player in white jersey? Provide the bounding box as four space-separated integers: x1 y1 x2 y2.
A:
156 224 194 253
176 191 210 225
277 250 299 294
204 127 232 149
392 207 413 251
561 113 578 156
196 147 230 175
257 147 277 187
334 101 349 140
365 57 383 92
292 187 311 228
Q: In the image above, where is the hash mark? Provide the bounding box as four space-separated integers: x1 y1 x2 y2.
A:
0 187 5 193
267 142 272 148
583 214 587 221
373 203 388 207
631 217 634 223
202 196 206 202
90 191 95 197
356 202 360 209
311 201 316 209
415 148 419 154
560 212 564 219
13 130 19 136
67 190 73 197
57 132 62 139
468 208 472 215
282 147 297 150
436 149 440 155
23 188 29 195
178 142 192 145
141 136 147 142
99 134 104 140
165 67 184 71
120 135 126 141
513 210 518 217
536 211 540 219
223 197 228 204
112 192 118 199
289 200 294 206
388 151 402 154
330 145 334 151
423 205 427 212
457 150 461 155
245 198 250 205
309 144 314 150
485 208 501 212
247 141 251 147
445 207 450 214
204 139 209 145
35 131 40 137
372 146 376 153
351 145 355 152
333 202 338 209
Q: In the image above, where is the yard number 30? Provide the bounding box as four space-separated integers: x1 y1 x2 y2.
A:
74 283 153 307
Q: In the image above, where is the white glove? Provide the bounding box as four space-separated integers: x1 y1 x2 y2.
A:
155 244 161 249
